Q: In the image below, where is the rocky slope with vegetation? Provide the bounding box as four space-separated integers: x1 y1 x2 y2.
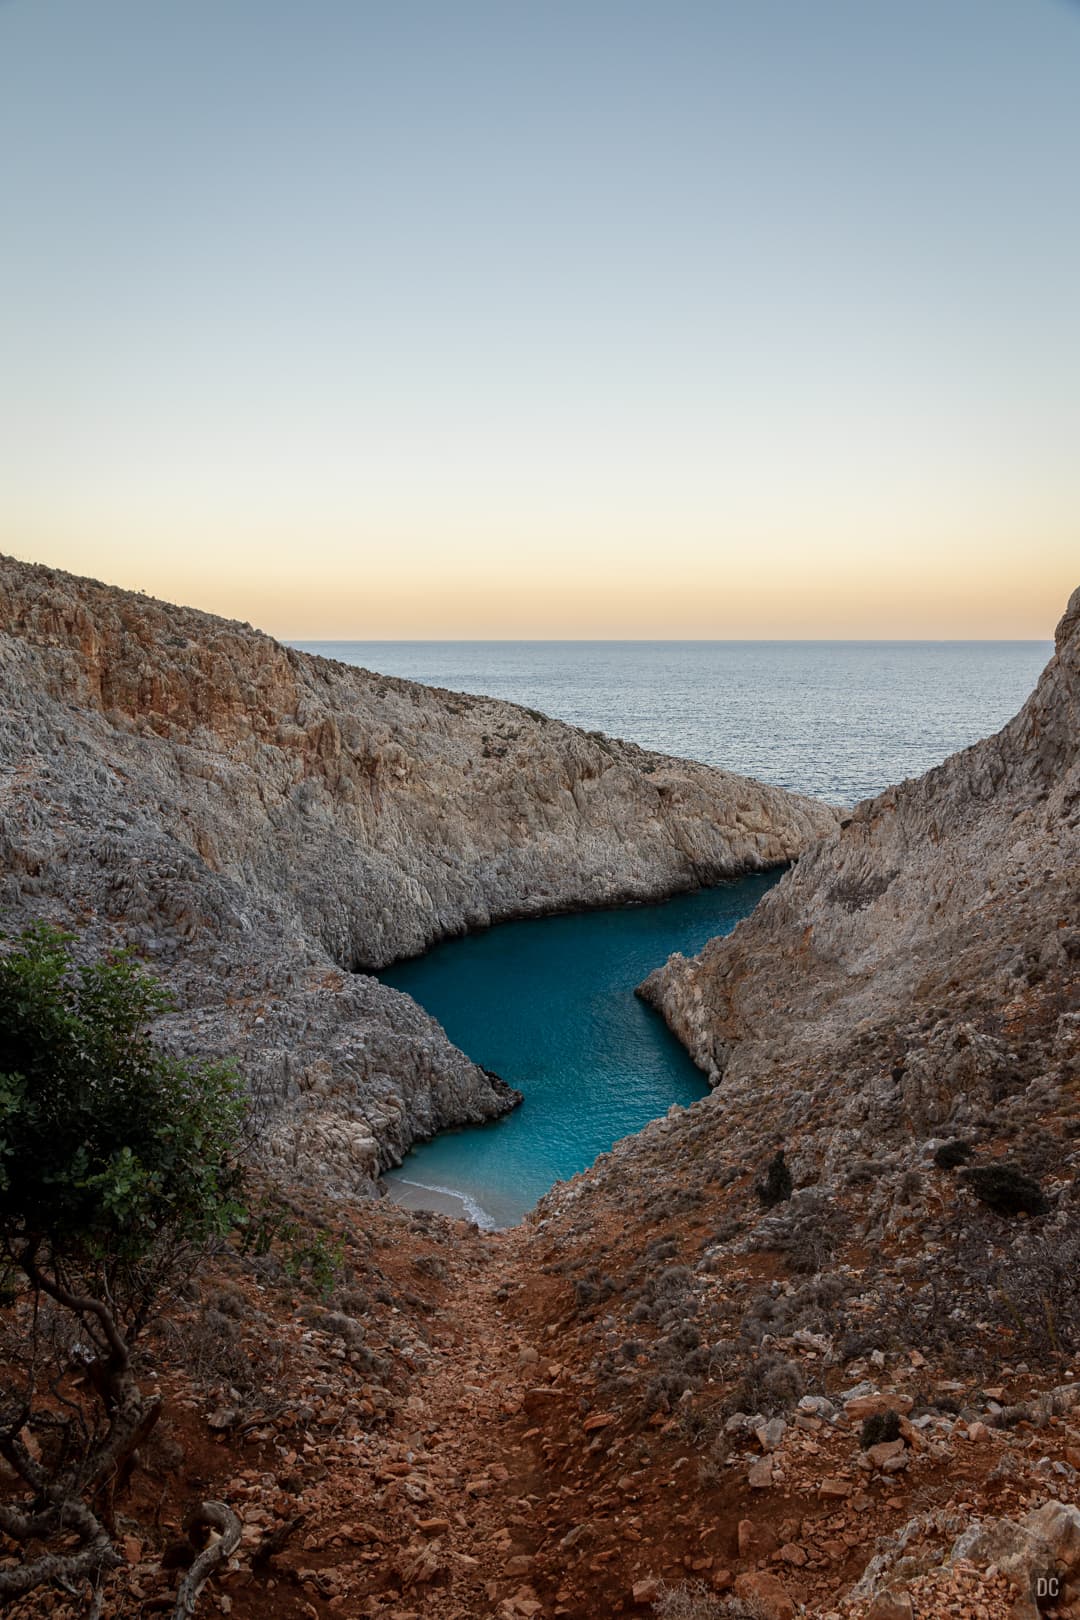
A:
0 553 835 1193
2 561 1077 1620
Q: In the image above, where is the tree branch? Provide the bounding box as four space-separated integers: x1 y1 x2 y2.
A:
19 1249 130 1375
173 1502 241 1620
0 1498 119 1598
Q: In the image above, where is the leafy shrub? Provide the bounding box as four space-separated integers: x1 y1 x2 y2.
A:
0 923 244 1308
236 1194 346 1299
573 1267 617 1311
0 924 246 1603
961 1163 1048 1217
934 1138 974 1170
726 1349 806 1417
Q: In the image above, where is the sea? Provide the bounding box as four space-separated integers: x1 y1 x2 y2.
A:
291 640 1052 807
291 639 1052 1226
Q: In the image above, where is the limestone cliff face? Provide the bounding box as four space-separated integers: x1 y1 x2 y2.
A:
0 554 836 1192
640 586 1080 1149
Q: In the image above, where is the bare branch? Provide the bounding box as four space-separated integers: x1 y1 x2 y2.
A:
251 1512 305 1570
20 1249 130 1374
0 1426 47 1492
77 1388 161 1500
173 1502 241 1620
0 1498 119 1598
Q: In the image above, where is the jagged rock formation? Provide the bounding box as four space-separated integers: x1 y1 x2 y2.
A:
0 553 835 1191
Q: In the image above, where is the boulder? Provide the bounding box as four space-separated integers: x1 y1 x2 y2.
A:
1023 1500 1080 1577
733 1570 796 1620
950 1516 1056 1599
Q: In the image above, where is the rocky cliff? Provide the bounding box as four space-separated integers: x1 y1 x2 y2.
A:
0 553 836 1192
639 585 1079 1143
500 587 1080 1617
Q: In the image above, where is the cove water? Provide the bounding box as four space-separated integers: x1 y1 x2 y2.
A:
315 638 1055 1226
378 875 777 1227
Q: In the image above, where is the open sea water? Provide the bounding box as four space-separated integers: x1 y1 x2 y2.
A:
293 640 1051 807
292 639 1051 1225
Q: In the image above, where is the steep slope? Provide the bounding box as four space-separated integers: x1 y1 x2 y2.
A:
640 585 1079 1134
498 588 1080 1617
0 553 836 1192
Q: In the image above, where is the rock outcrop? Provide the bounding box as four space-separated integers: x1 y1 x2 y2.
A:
0 553 836 1191
640 585 1080 1141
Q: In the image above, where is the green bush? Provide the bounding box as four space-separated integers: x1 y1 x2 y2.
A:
960 1162 1048 1218
0 922 244 1304
0 924 247 1603
861 1409 902 1448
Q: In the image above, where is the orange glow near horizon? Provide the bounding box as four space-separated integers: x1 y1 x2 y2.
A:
4 527 1074 641
3 2 1078 643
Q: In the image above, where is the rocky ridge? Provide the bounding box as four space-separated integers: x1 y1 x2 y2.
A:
0 553 835 1191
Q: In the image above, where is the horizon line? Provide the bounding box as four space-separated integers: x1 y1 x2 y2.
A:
287 635 1056 645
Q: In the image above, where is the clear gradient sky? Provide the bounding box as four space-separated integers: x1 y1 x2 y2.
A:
2 0 1077 638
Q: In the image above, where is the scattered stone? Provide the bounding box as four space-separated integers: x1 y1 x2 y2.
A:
755 1417 787 1452
733 1569 796 1620
738 1519 778 1560
867 1438 906 1470
867 1590 914 1620
1023 1499 1080 1576
845 1393 915 1423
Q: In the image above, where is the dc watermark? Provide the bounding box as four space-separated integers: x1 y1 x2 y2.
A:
1036 1575 1061 1611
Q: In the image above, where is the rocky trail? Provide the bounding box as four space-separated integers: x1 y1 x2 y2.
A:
4 1145 1080 1620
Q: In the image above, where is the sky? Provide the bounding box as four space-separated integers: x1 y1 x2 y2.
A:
1 0 1077 639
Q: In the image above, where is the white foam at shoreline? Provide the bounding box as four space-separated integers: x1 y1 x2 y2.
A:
387 1175 498 1231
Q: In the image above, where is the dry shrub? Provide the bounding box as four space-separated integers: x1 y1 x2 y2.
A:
653 1580 766 1618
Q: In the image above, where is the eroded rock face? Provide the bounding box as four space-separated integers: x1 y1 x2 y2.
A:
639 586 1080 1156
0 554 836 1191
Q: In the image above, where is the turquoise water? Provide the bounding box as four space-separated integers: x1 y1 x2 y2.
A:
380 874 778 1227
357 641 1054 1223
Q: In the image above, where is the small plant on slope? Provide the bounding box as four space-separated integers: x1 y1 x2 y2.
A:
0 923 246 1610
755 1148 793 1208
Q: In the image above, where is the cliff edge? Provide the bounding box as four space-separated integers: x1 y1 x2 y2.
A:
639 585 1079 1131
0 553 836 1191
